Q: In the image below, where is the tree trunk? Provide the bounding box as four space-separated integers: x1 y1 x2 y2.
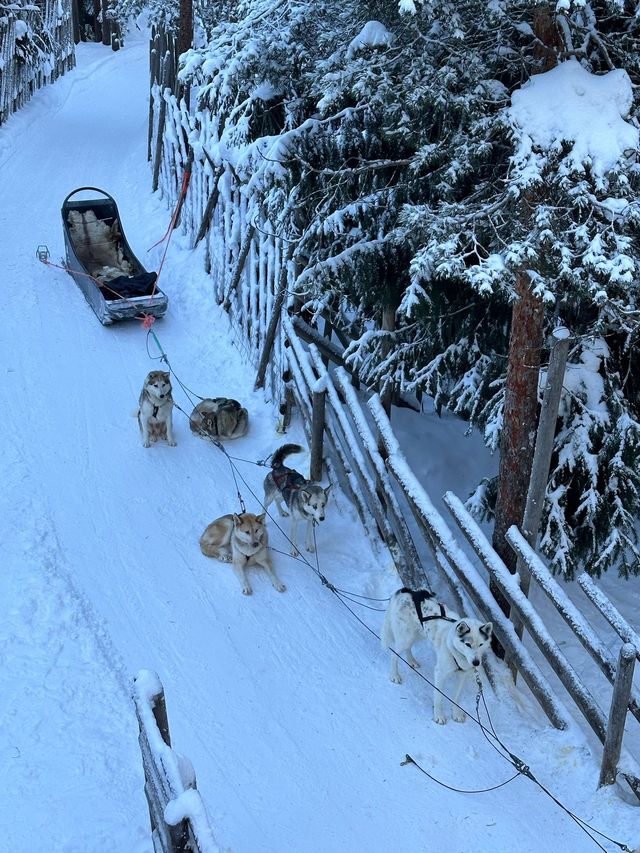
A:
379 305 397 417
490 272 544 643
489 3 561 656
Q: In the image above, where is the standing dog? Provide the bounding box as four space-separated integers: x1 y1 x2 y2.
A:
199 511 285 595
382 587 492 724
263 444 331 556
137 370 177 448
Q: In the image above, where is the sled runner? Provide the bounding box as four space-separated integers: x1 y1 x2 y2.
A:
61 187 168 325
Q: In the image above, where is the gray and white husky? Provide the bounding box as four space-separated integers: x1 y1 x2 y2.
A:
137 370 177 448
263 444 331 556
382 587 493 724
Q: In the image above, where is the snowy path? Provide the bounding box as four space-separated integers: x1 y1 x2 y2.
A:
1 31 637 853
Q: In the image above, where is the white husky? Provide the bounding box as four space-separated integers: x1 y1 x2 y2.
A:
382 587 493 724
137 370 177 448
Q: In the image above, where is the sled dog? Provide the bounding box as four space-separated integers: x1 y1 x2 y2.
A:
67 209 132 280
263 444 331 556
189 398 249 441
137 370 177 448
382 587 493 724
199 511 285 595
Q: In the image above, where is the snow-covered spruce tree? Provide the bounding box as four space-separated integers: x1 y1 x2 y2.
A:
399 2 640 578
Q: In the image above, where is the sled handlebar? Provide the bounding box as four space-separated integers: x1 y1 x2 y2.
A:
62 187 118 208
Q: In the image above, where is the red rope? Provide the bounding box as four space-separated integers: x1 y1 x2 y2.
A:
147 166 192 303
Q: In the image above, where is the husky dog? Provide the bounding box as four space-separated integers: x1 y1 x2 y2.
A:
263 444 331 557
189 398 249 441
382 587 493 724
67 209 133 279
137 370 177 448
199 511 285 595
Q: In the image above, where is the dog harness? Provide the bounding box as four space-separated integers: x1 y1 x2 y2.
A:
421 602 457 624
401 589 465 671
401 587 457 625
272 465 308 504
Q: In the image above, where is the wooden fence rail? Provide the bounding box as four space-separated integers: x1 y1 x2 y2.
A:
133 670 220 853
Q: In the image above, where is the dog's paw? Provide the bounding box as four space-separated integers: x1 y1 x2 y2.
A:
168 440 177 447
410 660 421 670
433 714 448 725
390 674 403 684
221 554 233 563
452 710 467 723
290 547 300 557
305 543 316 553
274 582 286 593
242 586 253 596
142 441 151 448
281 510 290 517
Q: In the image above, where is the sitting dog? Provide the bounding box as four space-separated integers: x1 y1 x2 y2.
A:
199 511 285 595
189 398 249 441
137 370 177 448
382 587 492 724
263 444 331 556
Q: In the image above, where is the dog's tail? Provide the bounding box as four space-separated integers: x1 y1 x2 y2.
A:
270 443 304 469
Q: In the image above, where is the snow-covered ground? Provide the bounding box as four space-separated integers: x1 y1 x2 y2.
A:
1 25 639 853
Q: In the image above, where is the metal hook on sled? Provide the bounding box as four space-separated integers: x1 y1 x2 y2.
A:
36 245 50 262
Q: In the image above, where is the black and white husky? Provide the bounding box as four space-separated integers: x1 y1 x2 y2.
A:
382 587 493 724
263 444 331 556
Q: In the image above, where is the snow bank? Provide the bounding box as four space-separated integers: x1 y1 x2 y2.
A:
508 59 638 178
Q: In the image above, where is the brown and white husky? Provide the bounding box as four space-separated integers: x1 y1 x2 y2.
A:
199 512 285 596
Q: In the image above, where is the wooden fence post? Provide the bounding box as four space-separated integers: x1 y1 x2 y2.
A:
152 59 169 192
222 224 256 310
510 327 570 661
599 643 636 789
255 243 294 390
152 684 172 747
310 384 326 481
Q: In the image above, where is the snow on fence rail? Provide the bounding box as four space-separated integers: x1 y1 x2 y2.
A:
444 498 640 799
148 33 640 798
133 670 220 853
0 0 74 126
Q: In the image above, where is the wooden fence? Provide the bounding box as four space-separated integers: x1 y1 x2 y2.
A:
148 31 640 799
0 0 75 126
133 670 220 853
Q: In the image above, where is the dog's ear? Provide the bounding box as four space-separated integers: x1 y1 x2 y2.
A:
480 622 493 640
456 620 470 637
256 512 266 524
300 489 311 502
232 513 242 525
324 485 332 498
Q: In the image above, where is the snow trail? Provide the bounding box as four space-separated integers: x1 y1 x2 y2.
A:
0 27 638 853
